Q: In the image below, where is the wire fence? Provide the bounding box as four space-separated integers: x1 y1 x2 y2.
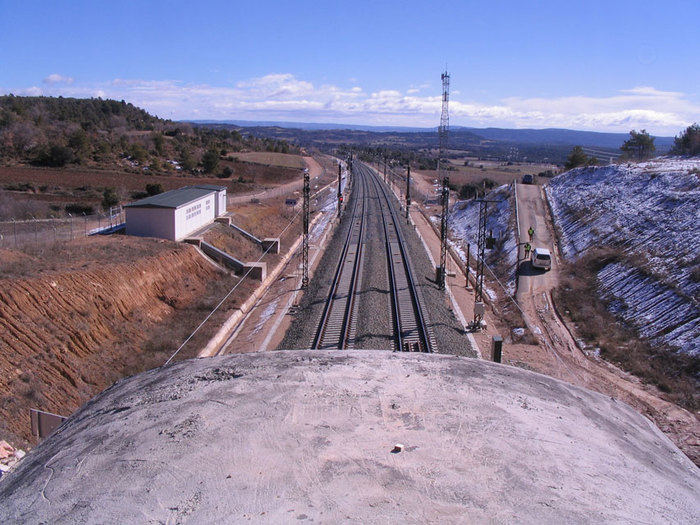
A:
0 207 125 250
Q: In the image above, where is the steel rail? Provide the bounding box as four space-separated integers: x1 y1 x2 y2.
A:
311 169 367 349
362 163 432 353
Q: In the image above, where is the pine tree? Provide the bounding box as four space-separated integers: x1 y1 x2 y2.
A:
670 124 700 156
621 130 655 160
565 146 596 170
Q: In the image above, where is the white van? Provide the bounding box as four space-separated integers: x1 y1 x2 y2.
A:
531 247 552 270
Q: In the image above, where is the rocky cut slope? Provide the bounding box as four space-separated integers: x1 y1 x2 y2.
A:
545 158 700 356
0 237 222 444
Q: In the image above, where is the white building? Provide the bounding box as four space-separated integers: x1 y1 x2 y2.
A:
125 185 227 241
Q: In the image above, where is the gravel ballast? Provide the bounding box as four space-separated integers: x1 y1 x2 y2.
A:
279 163 477 357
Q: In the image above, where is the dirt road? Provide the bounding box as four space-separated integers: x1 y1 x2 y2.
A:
513 182 699 463
228 156 324 204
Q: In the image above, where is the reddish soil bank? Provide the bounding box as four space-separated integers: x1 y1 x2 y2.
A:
0 236 234 445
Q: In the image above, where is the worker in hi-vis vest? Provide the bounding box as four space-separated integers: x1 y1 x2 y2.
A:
528 226 534 240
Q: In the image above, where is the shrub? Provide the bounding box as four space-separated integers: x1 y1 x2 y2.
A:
6 182 35 192
202 148 220 173
102 187 119 209
64 203 94 215
217 166 233 179
145 183 163 196
129 143 148 163
32 144 74 167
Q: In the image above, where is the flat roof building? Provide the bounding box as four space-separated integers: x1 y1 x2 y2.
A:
125 185 227 241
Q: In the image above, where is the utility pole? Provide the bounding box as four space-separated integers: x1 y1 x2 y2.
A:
437 69 450 290
438 177 449 289
474 200 487 316
465 243 470 289
383 155 387 184
473 199 499 327
302 169 310 288
337 162 342 218
405 165 411 221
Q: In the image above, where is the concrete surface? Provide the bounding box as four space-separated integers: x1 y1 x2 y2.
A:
0 351 698 523
242 261 266 281
261 238 280 254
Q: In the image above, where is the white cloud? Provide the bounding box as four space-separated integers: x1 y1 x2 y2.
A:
5 74 698 135
17 86 43 96
43 73 74 85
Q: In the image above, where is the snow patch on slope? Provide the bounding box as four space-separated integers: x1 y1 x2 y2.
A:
448 184 518 294
546 157 700 355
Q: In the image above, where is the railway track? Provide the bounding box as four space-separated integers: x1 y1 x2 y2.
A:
363 164 432 353
311 169 367 349
312 161 431 352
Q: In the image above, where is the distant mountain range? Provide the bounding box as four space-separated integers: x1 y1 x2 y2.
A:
189 120 675 150
454 127 675 149
188 120 428 133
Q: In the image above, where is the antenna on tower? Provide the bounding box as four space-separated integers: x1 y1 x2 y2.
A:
437 69 450 289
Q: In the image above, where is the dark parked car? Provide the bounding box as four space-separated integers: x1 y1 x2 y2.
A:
522 174 534 184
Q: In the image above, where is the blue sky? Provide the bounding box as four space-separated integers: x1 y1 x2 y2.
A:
1 0 698 134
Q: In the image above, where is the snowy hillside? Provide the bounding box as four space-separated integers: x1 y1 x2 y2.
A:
546 157 700 356
447 184 517 293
